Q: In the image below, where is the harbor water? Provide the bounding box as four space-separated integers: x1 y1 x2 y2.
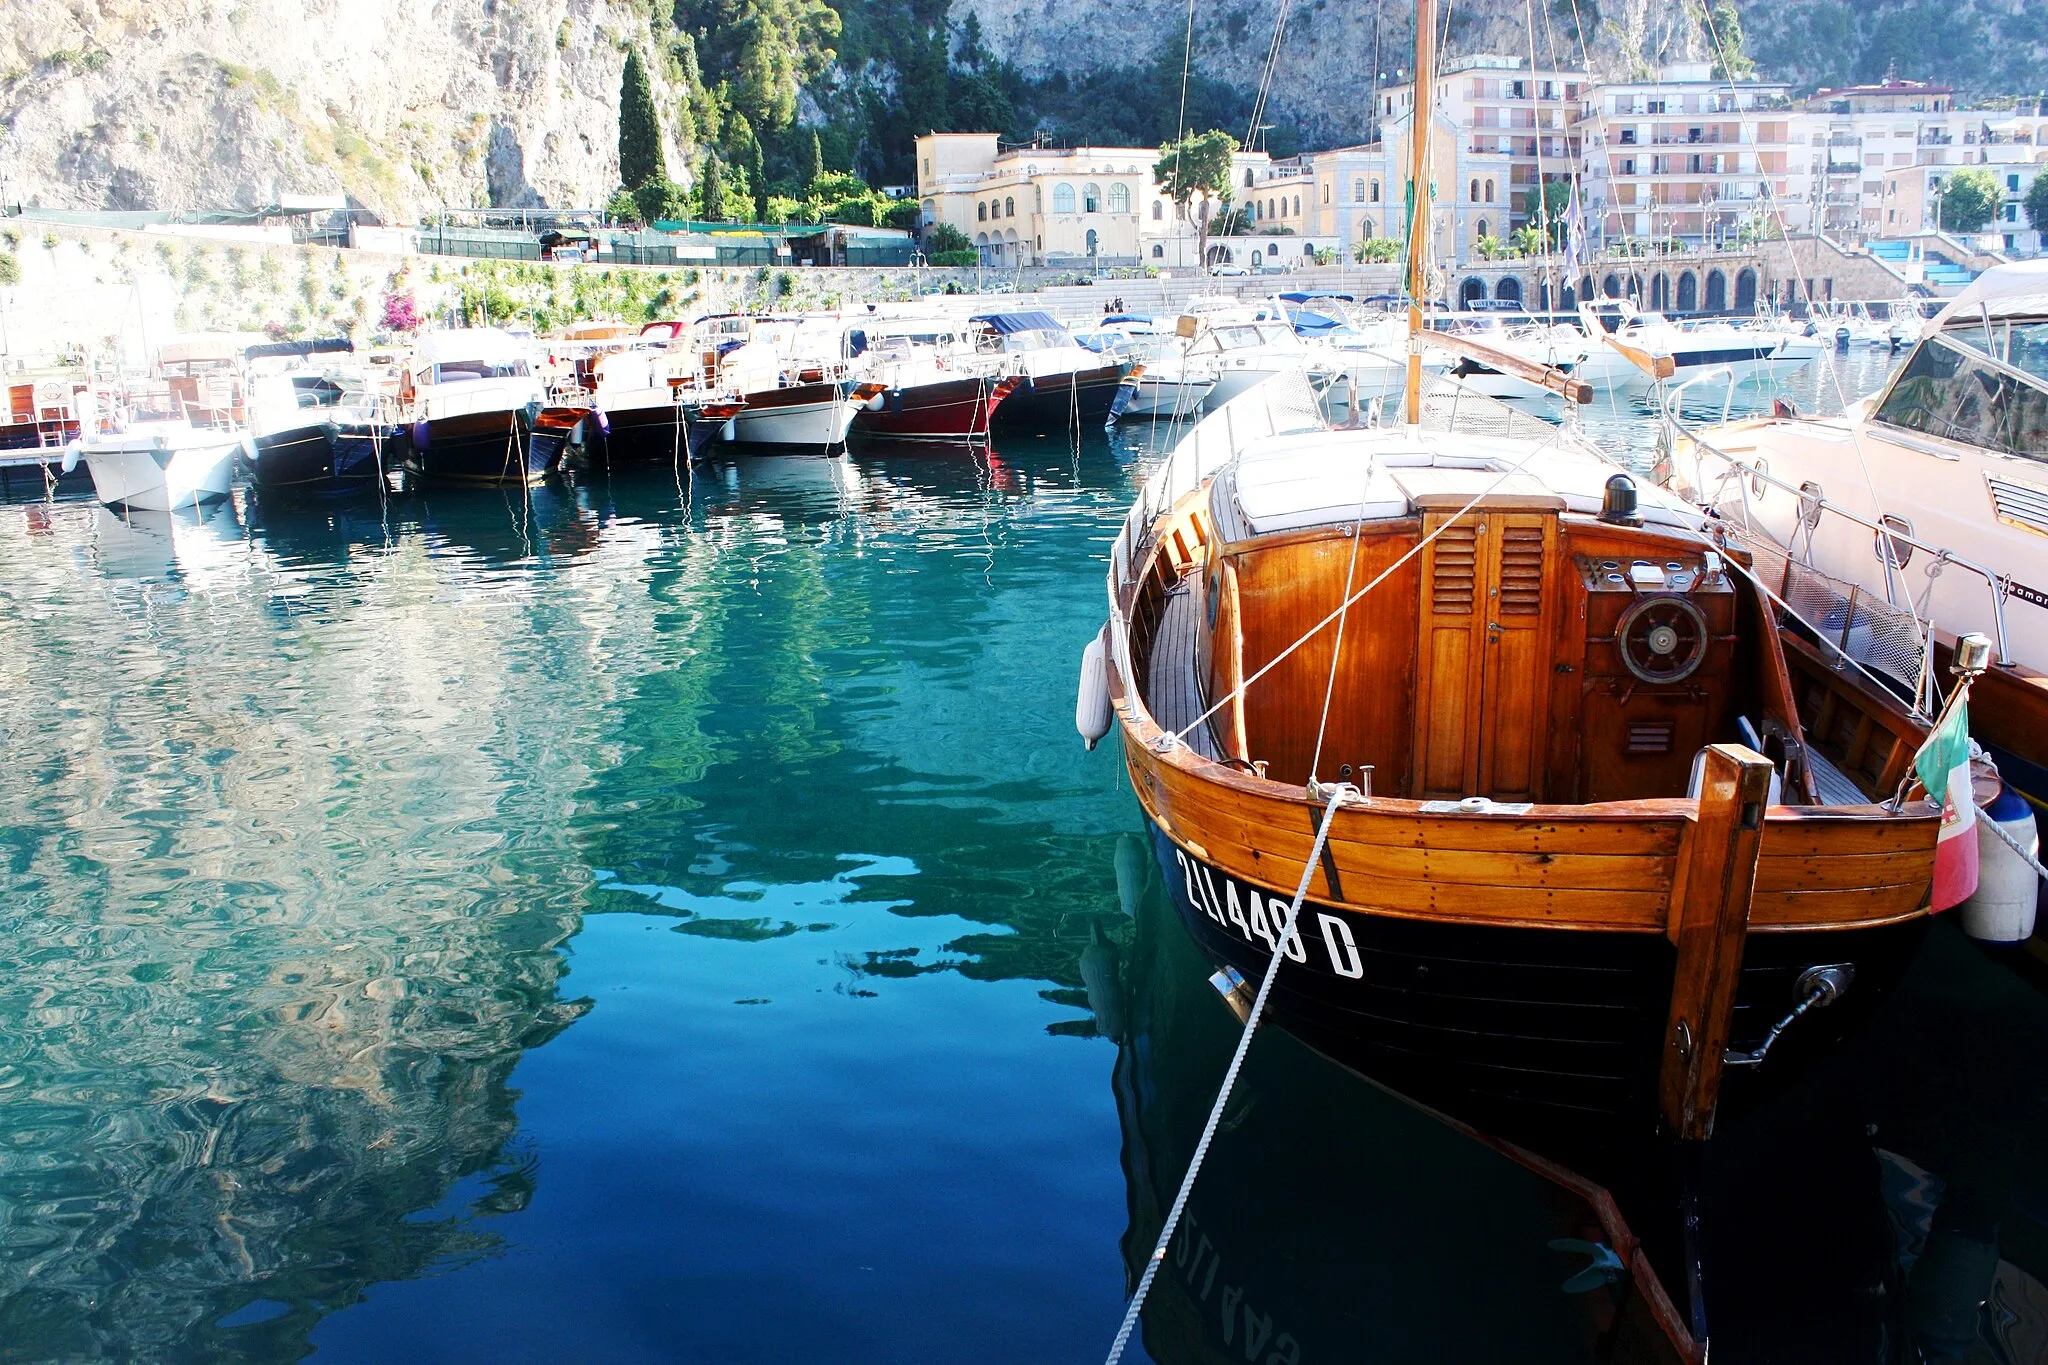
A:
5 348 2043 1362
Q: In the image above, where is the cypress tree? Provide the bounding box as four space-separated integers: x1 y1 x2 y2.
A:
618 50 665 191
802 128 823 193
698 155 728 223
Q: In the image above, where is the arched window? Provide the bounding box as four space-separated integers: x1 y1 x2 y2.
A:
1354 177 1366 202
975 232 988 246
1485 179 1495 203
1085 228 1099 254
1361 218 1375 239
1004 196 1014 217
1705 269 1728 311
1151 200 1164 220
1244 168 1256 188
1650 273 1670 310
1495 276 1522 304
1292 195 1300 216
1461 277 1487 307
1083 183 1101 213
1477 219 1490 240
1053 183 1075 213
1108 183 1131 213
1370 179 1381 202
1735 267 1757 311
1470 178 1480 203
977 202 988 221
1249 202 1259 222
1676 271 1698 312
1579 275 1595 304
1603 272 1621 299
1151 243 1164 258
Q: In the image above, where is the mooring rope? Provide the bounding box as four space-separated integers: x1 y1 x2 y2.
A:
1103 781 1353 1365
1982 812 2048 887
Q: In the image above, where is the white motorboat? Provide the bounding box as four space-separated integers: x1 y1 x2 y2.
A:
64 414 246 511
1107 331 1219 421
1576 304 1824 392
1435 317 1592 401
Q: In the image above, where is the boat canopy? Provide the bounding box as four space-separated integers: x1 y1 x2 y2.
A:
971 311 1067 336
159 333 269 368
244 336 353 362
1931 259 2048 327
1278 291 1355 304
415 328 530 367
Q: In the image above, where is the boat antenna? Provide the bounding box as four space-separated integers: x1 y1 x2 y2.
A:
1403 0 1435 432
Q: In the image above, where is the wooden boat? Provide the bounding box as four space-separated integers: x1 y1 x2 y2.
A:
245 339 400 500
1083 0 1949 1163
971 311 1131 433
394 329 552 487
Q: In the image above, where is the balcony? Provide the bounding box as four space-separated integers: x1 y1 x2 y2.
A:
1921 132 1954 145
1825 161 1863 175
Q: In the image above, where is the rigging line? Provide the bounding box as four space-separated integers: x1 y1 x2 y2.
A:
1170 415 1567 743
1690 3 1908 608
1245 0 1297 154
1102 781 1353 1365
1305 448 1382 782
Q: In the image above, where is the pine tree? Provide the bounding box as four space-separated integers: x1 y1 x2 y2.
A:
698 155 729 223
618 50 666 191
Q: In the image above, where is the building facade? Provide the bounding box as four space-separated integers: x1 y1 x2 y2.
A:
1578 64 1797 249
1380 55 1590 234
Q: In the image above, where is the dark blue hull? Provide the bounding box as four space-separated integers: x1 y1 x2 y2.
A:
403 410 550 487
991 364 1130 433
252 423 394 499
1147 818 1926 1153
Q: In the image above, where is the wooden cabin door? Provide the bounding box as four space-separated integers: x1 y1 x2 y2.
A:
1411 509 1557 800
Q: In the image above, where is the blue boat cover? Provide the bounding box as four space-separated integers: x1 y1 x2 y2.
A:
970 311 1067 335
1278 291 1355 304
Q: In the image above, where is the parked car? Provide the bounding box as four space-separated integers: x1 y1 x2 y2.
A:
1210 264 1249 277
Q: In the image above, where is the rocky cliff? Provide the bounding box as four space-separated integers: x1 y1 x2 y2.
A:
0 0 690 218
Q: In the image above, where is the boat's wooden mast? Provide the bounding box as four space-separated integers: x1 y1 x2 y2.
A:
1404 0 1434 430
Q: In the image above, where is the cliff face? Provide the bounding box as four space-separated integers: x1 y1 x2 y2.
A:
0 0 689 218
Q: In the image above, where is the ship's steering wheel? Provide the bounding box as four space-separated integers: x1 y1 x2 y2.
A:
1616 595 1710 684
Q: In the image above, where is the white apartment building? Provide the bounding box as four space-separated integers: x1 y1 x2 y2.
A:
1578 63 1798 248
1378 55 1589 233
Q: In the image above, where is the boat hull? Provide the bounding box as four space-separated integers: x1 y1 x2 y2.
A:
404 409 549 486
251 422 393 498
990 364 1129 433
79 436 242 511
728 382 855 448
851 374 1008 441
1147 815 1928 1150
1118 375 1215 421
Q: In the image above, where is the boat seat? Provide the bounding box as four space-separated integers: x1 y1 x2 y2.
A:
1801 745 1872 807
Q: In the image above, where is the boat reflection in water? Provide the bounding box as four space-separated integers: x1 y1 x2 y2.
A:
1104 835 1688 1365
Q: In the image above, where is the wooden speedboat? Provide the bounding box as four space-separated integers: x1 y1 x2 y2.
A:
970 311 1130 432
395 329 552 486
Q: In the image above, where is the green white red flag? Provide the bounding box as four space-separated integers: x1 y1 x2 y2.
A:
1914 684 1979 912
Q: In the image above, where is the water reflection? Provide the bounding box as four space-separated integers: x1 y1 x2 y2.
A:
1107 845 1669 1363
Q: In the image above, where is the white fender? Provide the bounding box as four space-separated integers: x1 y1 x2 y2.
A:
1958 781 2040 943
60 441 81 474
1076 627 1112 750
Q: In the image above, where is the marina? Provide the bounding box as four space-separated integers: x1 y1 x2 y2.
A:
5 0 2048 1354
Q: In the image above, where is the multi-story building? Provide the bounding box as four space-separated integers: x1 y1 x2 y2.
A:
1377 55 1590 233
1579 63 1797 248
913 133 1290 268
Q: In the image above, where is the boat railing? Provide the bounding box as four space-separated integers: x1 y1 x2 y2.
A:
1674 427 2022 682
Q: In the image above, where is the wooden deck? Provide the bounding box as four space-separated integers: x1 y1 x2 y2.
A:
1146 570 1224 762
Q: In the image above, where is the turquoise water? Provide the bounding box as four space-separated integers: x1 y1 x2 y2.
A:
0 351 1960 1363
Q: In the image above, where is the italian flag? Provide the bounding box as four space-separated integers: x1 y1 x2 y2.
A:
1914 685 1980 912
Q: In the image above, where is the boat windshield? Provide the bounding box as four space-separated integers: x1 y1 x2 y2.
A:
1943 319 2048 385
1871 333 2048 459
431 360 530 383
989 328 1070 352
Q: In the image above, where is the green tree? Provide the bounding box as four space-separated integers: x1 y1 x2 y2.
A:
1155 129 1239 273
618 49 666 190
697 155 730 223
0 251 18 286
801 128 823 189
606 187 642 223
1688 1 1755 80
1528 179 1574 249
1938 167 2000 233
928 222 972 254
634 177 691 224
2025 172 2048 237
672 0 840 133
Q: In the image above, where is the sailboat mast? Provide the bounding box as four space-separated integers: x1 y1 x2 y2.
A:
1404 0 1434 427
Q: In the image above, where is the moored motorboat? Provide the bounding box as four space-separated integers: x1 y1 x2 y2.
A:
1576 304 1823 393
395 329 551 486
245 338 400 500
972 311 1131 433
64 391 246 512
849 319 1014 442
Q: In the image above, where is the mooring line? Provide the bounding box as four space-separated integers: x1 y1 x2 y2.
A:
1103 781 1352 1365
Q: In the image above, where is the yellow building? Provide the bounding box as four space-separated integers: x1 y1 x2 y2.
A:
915 134 1152 266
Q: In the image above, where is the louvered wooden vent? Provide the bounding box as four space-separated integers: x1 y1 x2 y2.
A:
1627 721 1674 754
1431 524 1478 614
1498 526 1545 616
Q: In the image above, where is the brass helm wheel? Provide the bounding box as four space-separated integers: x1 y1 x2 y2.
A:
1616 595 1710 684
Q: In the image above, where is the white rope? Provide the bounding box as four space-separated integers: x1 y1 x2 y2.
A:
1307 447 1382 782
1982 808 2048 886
1103 781 1353 1365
